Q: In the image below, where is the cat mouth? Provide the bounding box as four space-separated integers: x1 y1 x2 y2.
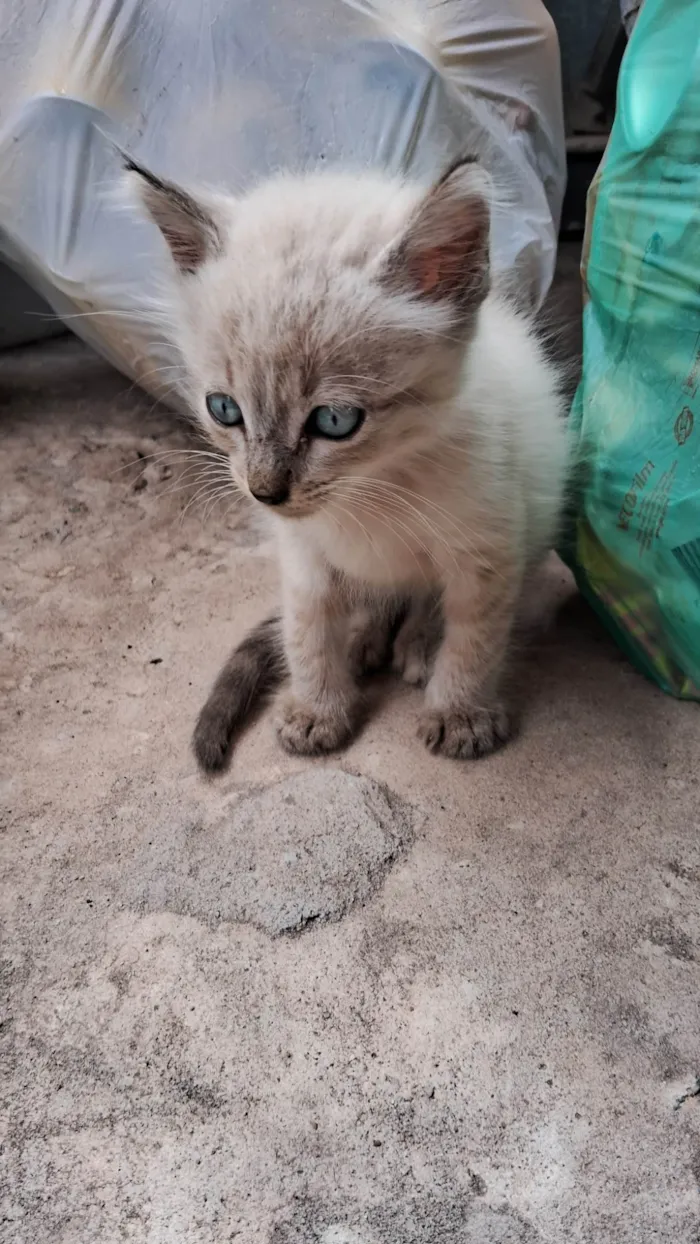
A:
244 479 334 519
248 493 318 520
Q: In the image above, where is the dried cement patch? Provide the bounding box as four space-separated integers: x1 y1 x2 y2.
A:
272 1195 542 1244
127 770 414 935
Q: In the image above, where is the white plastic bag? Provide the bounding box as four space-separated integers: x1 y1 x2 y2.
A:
0 0 565 400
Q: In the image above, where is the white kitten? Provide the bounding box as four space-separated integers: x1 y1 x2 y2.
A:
127 155 568 767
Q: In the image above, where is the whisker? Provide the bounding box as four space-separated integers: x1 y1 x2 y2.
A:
329 487 433 585
328 499 391 576
341 475 501 554
118 461 227 495
334 478 450 544
334 478 500 577
179 480 238 526
201 484 241 524
334 484 449 572
411 450 464 478
351 501 433 588
342 480 460 568
137 363 186 382
29 308 170 324
110 447 227 479
158 469 233 500
176 483 222 520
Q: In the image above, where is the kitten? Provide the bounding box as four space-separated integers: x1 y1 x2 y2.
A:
126 155 569 770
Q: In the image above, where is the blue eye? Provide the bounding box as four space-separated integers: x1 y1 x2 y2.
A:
206 392 243 427
307 405 364 440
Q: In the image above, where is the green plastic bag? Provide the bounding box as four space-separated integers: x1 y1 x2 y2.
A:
563 0 700 699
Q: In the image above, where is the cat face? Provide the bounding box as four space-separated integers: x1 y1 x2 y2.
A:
127 158 491 517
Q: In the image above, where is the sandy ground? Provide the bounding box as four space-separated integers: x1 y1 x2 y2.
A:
1 251 700 1242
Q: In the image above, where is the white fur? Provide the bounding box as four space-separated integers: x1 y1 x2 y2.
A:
132 162 569 759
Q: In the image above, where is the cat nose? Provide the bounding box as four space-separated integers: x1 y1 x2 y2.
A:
250 485 290 507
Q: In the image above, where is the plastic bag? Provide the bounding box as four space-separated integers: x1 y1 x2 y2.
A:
0 0 565 399
563 0 700 698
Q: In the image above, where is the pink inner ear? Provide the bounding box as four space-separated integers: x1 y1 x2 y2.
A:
414 247 445 296
410 215 486 302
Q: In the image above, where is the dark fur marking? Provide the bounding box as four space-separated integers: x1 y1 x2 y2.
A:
192 615 287 773
434 153 480 187
125 155 222 274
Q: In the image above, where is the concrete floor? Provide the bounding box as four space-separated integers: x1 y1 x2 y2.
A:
1 249 700 1243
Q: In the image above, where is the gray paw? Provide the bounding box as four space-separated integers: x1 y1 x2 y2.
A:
276 695 356 756
419 702 511 759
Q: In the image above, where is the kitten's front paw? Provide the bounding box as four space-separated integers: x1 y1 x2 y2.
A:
276 695 356 756
419 702 511 759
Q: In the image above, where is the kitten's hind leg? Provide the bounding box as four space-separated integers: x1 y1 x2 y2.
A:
392 592 442 687
347 601 399 679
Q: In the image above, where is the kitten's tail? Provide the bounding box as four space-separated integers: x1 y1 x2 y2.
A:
192 615 286 774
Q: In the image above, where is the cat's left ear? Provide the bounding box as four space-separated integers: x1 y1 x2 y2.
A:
124 157 224 276
382 156 490 314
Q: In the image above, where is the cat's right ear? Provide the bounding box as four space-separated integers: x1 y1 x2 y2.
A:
124 157 224 275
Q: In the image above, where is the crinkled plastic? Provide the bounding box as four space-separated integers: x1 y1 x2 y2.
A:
0 0 565 400
562 0 700 699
